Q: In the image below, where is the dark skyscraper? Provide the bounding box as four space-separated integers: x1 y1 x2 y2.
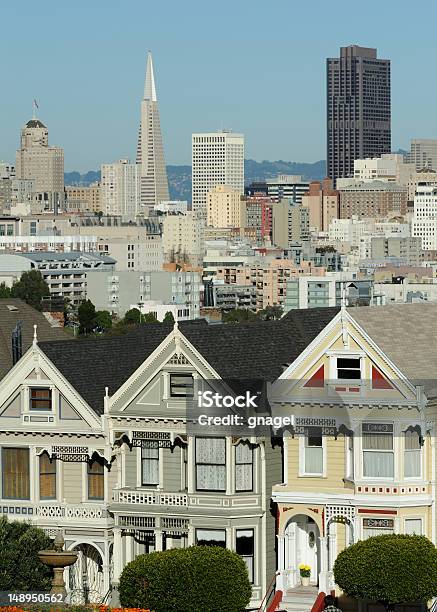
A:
327 45 391 183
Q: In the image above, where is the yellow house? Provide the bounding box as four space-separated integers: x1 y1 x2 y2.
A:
271 303 436 594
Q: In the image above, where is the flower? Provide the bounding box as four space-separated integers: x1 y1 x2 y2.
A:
299 563 311 577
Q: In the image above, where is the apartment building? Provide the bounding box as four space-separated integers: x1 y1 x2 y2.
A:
162 213 205 267
207 185 246 228
301 179 339 233
412 184 437 250
65 183 101 213
100 160 140 217
215 259 323 310
86 270 201 318
339 181 408 219
272 200 309 249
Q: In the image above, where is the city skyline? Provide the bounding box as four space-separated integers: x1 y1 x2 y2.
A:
2 0 437 171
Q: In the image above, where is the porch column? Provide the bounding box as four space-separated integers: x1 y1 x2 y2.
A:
318 535 331 593
276 534 286 591
155 529 163 551
125 531 135 564
187 524 195 546
327 523 337 571
113 527 123 583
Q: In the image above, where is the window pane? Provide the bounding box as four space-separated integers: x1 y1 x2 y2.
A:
236 464 253 492
405 519 422 535
196 529 226 547
141 443 159 485
196 465 226 491
363 433 393 450
236 443 252 464
405 430 420 450
236 529 254 583
363 451 394 477
337 369 361 379
196 438 225 464
337 358 360 368
2 448 30 499
30 388 52 411
404 450 421 478
39 453 56 499
170 374 194 397
87 461 104 500
307 436 322 448
305 446 323 474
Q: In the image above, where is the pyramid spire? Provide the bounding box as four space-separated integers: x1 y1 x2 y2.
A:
144 51 157 102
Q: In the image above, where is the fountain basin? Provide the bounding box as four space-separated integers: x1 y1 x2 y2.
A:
38 550 78 568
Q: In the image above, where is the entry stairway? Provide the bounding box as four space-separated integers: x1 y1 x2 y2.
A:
279 586 319 612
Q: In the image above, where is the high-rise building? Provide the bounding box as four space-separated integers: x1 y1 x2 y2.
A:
327 45 391 182
101 160 140 217
406 139 437 171
136 52 169 210
301 178 339 232
412 184 437 250
192 130 244 216
15 117 64 212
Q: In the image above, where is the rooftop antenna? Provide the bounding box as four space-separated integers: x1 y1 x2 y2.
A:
32 99 39 120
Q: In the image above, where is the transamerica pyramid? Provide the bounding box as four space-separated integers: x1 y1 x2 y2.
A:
136 51 169 210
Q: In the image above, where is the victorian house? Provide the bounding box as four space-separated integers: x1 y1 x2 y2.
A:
0 304 337 607
271 303 436 604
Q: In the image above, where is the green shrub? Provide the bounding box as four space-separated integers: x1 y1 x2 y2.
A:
0 516 52 591
119 546 252 612
334 534 437 611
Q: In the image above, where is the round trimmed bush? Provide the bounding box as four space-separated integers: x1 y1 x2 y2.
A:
119 546 252 612
333 534 437 611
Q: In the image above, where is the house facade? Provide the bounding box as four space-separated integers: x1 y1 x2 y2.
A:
0 309 337 606
271 304 437 595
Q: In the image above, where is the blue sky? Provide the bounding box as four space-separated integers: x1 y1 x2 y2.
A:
0 0 436 171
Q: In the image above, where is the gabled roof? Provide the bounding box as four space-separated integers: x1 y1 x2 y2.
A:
0 298 68 379
349 303 437 396
39 308 340 415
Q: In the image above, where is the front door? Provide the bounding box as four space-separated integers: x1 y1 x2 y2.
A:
295 517 319 585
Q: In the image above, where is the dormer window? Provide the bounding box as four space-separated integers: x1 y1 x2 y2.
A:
30 388 52 411
336 357 361 380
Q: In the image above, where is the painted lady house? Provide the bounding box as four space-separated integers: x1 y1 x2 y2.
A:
271 303 437 603
0 305 336 607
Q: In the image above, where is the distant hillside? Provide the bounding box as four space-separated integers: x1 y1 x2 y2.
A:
65 159 326 201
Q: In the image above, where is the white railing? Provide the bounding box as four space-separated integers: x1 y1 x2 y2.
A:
36 504 108 520
113 490 188 506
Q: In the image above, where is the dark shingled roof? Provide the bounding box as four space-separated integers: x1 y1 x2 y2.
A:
0 298 68 379
39 307 340 415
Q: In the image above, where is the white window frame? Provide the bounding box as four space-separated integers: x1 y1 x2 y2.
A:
136 445 162 489
299 434 327 477
345 434 354 481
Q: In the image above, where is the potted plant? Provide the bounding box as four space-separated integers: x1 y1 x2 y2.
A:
299 563 311 586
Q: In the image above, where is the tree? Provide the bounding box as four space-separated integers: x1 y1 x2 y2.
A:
10 270 50 311
95 310 112 331
78 299 96 334
223 308 257 324
0 516 52 591
0 282 11 298
163 311 175 324
333 534 437 611
124 308 141 325
119 546 251 612
142 312 158 324
257 305 283 321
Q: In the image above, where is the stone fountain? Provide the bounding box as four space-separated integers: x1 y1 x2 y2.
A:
38 532 78 597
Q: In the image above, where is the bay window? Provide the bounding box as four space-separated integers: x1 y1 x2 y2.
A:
235 442 253 492
195 437 226 491
404 430 421 478
362 423 394 478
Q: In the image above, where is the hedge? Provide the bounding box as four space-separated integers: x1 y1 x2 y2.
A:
119 546 252 612
334 534 437 611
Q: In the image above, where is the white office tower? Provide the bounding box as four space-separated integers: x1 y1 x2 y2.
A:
101 159 140 217
192 130 244 217
136 52 169 211
411 184 437 249
15 117 64 212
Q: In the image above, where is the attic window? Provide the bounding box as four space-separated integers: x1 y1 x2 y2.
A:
336 357 361 380
30 388 52 411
